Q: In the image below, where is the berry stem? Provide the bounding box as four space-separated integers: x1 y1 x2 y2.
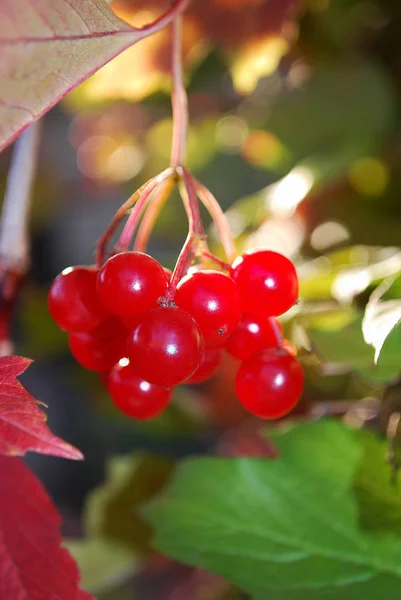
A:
134 179 175 252
96 167 174 267
135 0 189 42
0 121 41 354
201 250 230 271
193 178 237 263
270 317 284 350
170 15 188 167
178 167 205 239
166 231 196 301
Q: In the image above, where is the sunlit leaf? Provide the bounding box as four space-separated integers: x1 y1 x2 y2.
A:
0 0 186 150
145 420 401 599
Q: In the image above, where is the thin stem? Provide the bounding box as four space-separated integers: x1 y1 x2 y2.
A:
166 232 196 302
269 317 284 350
202 250 230 271
117 184 158 252
0 122 41 274
178 167 205 238
193 178 237 263
135 0 189 41
134 179 175 252
95 167 174 267
170 15 188 167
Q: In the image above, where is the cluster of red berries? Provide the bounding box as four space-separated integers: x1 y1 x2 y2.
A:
48 248 303 420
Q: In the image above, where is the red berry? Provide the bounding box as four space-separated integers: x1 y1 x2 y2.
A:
230 250 298 317
97 251 168 319
68 317 127 372
108 359 172 419
163 267 173 281
175 270 242 344
186 348 222 384
127 307 203 387
235 348 304 419
48 266 107 332
226 314 281 361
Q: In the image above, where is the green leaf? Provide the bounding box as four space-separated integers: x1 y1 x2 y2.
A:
144 420 401 599
0 0 187 151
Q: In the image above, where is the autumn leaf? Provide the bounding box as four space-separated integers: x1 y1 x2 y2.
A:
0 356 83 459
0 0 188 151
0 455 93 600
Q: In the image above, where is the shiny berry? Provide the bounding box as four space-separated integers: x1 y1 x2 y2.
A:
226 314 281 361
186 348 222 384
235 348 304 419
97 251 168 319
108 359 172 419
48 266 107 332
230 250 298 317
68 317 127 372
127 307 203 387
163 267 173 281
175 270 242 343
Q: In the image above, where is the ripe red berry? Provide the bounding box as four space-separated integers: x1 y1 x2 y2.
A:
68 317 127 372
48 266 107 332
163 267 173 281
97 251 168 319
226 314 281 361
108 359 172 419
235 348 304 419
186 348 222 384
230 250 298 317
127 307 203 387
175 270 242 344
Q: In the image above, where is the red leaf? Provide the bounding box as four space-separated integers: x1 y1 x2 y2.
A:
0 455 94 600
0 0 188 151
0 356 83 459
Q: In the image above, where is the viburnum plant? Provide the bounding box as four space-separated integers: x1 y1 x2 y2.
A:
48 20 303 420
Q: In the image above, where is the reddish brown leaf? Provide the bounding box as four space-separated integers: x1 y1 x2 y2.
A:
0 356 82 459
0 0 188 151
0 455 93 600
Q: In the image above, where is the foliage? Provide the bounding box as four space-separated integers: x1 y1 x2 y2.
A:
145 420 401 599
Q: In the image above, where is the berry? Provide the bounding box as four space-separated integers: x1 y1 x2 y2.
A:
235 348 304 419
108 359 172 419
226 314 281 361
163 267 173 281
48 266 107 332
230 250 298 317
186 348 222 384
97 251 168 319
127 307 203 387
68 317 127 372
175 270 242 343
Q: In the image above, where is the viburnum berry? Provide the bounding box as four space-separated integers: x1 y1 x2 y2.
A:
230 249 298 317
175 270 242 344
108 359 172 419
97 251 168 319
235 348 304 419
48 266 107 332
186 348 222 384
226 313 282 361
128 307 204 387
68 317 127 372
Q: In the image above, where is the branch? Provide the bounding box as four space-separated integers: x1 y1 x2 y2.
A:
0 122 41 273
0 121 41 354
